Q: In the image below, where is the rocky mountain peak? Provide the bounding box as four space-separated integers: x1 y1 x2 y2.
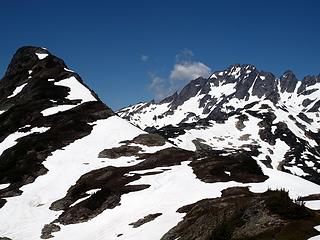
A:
280 70 298 93
160 91 178 104
119 63 320 131
0 46 113 205
0 46 104 110
5 46 56 77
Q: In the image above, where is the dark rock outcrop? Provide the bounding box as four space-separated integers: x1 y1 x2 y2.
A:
161 188 320 240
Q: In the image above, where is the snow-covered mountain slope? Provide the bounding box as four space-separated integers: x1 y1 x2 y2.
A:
119 64 320 129
118 64 320 185
1 48 320 240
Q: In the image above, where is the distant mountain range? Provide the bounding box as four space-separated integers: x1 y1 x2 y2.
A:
118 64 320 184
0 47 320 240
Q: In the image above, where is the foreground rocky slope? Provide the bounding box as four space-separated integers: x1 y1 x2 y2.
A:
1 47 320 240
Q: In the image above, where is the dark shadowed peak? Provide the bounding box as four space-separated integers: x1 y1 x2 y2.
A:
160 91 178 104
0 46 104 104
226 63 255 71
118 62 320 131
170 77 207 107
280 70 298 93
4 46 64 78
282 70 296 79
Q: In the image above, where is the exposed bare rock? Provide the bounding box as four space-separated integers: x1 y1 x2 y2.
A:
129 213 162 228
41 223 61 239
122 133 166 147
98 145 142 158
190 152 268 183
160 188 319 240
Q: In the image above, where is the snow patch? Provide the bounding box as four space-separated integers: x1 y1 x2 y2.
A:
0 127 50 156
7 83 28 98
41 105 78 117
64 67 74 73
284 165 309 177
41 76 97 116
0 184 10 190
54 77 96 102
35 53 48 60
305 200 320 210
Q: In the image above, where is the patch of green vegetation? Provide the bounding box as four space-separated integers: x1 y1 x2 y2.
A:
210 208 246 240
275 219 320 240
250 216 320 240
208 189 319 240
264 189 313 220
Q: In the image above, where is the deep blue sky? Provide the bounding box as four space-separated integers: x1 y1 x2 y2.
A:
0 0 319 110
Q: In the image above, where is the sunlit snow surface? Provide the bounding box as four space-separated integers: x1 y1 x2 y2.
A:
0 126 50 156
0 184 10 190
41 76 97 116
0 116 145 239
7 83 28 98
1 116 320 239
35 53 48 60
119 92 209 129
54 77 96 102
51 162 320 240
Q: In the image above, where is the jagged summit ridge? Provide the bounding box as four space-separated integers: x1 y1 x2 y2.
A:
6 46 53 76
118 64 320 129
0 46 106 116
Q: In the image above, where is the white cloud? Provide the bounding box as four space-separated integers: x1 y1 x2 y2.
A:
148 73 169 101
147 50 211 101
169 61 211 82
141 55 149 62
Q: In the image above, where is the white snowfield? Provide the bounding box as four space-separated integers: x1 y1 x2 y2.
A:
54 77 96 102
119 92 210 130
0 116 144 239
169 98 319 171
41 76 97 116
52 162 320 240
1 116 320 239
172 118 318 180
